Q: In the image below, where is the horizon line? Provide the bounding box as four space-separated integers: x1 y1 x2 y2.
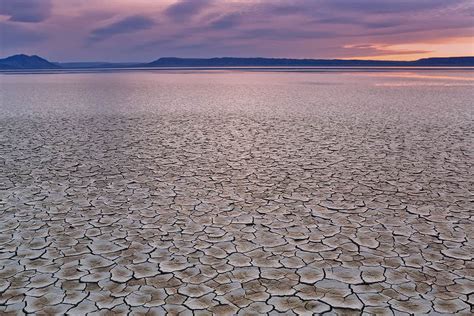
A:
4 54 474 64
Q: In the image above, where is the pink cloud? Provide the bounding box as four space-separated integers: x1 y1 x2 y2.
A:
1 0 472 61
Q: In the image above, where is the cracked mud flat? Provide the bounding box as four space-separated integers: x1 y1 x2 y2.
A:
0 70 473 315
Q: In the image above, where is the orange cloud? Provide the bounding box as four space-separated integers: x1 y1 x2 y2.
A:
346 37 474 60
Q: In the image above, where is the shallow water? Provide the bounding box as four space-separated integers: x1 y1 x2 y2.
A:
1 70 473 117
0 70 473 314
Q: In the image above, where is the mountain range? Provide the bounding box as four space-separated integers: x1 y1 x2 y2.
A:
0 54 61 69
146 56 474 67
1 54 474 70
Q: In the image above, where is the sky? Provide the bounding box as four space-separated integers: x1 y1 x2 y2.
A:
1 0 473 62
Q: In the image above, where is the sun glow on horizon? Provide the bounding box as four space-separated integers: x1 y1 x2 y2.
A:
346 37 474 61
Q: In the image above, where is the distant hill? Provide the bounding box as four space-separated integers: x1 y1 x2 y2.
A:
145 56 474 67
145 57 402 67
0 54 61 69
1 54 473 70
412 57 474 66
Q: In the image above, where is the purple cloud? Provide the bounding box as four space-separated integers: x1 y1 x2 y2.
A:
209 13 241 29
0 0 52 23
2 0 473 61
321 0 462 14
165 0 213 21
89 15 155 42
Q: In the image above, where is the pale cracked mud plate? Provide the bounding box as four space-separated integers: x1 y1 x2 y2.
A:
0 70 473 315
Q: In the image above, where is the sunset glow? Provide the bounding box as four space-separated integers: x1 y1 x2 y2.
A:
349 37 474 61
1 0 473 61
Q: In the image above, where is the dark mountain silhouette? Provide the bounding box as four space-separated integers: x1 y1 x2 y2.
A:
0 54 61 69
145 57 406 67
1 54 473 70
145 56 474 67
412 57 474 66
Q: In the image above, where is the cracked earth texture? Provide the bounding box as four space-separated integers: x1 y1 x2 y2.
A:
0 70 473 315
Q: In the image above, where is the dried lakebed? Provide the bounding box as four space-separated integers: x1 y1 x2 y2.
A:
0 70 473 315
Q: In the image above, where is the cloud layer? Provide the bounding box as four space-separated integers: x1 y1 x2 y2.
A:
0 0 52 22
1 0 473 61
89 15 155 42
